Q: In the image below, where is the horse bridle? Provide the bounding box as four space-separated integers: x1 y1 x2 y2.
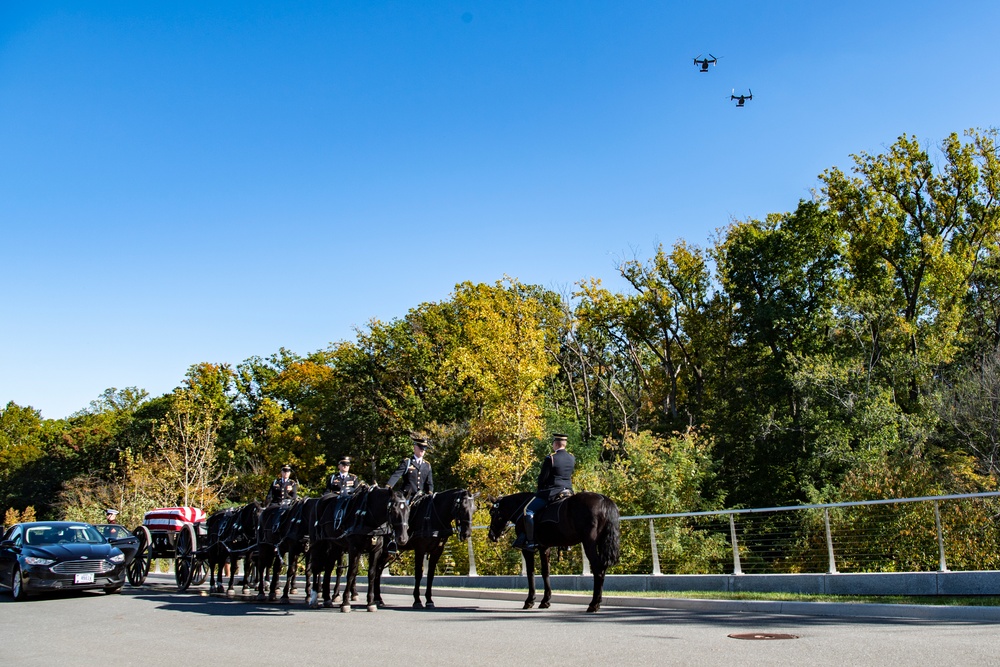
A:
450 491 474 539
490 497 531 539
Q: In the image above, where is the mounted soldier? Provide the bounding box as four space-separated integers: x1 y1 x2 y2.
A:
326 456 359 496
386 437 434 501
266 464 298 507
515 433 575 551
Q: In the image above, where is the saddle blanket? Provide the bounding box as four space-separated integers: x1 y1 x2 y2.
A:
537 495 571 525
143 507 207 531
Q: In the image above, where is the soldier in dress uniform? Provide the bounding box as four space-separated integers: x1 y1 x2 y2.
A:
326 456 359 496
386 437 434 500
104 508 120 524
266 464 298 507
515 433 575 552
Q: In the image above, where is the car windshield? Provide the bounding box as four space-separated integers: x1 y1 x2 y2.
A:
25 525 105 546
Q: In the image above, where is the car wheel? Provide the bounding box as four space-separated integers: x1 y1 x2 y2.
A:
104 584 123 595
12 566 28 601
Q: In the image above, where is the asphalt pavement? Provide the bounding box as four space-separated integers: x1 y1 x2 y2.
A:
2 576 999 666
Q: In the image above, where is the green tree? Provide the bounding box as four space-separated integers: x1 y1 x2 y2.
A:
822 129 1000 407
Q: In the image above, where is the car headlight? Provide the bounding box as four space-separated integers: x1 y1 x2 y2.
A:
108 553 125 564
24 556 55 566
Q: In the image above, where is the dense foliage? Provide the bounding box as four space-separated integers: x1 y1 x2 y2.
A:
3 130 999 571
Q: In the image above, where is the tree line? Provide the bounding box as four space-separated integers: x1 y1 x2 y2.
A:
3 130 999 571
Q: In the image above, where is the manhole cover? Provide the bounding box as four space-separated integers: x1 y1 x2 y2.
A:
728 633 799 640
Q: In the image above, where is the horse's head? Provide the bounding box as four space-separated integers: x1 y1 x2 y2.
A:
487 495 506 542
388 490 409 545
453 490 476 542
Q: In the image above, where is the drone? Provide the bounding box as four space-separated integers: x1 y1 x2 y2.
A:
731 89 753 107
692 54 717 72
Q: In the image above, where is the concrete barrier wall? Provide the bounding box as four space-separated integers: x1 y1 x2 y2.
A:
381 571 1000 596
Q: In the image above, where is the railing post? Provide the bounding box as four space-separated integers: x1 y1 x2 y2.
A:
582 543 591 575
467 536 478 576
729 514 742 575
824 508 837 574
934 500 948 572
649 518 661 576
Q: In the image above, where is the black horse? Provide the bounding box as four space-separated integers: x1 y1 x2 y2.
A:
398 489 475 609
488 491 620 613
275 497 320 603
255 503 289 601
341 486 409 612
203 507 238 595
224 501 262 597
309 490 364 609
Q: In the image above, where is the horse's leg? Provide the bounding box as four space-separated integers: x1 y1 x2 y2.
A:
256 548 269 601
324 555 336 608
346 550 358 601
288 548 300 595
208 554 216 594
268 548 282 601
262 548 273 600
324 548 337 609
281 549 296 603
583 540 604 613
208 552 216 593
412 546 424 608
302 548 311 603
342 547 359 613
425 546 443 609
213 555 224 594
369 542 387 611
241 555 252 596
226 555 238 597
331 548 344 604
539 548 552 609
523 549 536 609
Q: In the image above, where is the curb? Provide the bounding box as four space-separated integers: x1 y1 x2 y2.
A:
377 585 1000 622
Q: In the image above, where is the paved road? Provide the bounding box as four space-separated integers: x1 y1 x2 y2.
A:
3 580 999 666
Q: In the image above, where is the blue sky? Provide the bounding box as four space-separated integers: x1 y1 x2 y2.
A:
3 1 998 419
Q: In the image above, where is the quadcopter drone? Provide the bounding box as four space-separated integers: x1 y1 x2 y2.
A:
731 89 752 107
692 54 717 72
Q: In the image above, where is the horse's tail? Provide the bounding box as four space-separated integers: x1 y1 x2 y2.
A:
597 496 621 571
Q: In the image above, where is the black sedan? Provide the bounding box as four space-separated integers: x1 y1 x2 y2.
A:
0 521 127 600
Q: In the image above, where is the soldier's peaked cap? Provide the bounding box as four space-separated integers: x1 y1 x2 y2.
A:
552 433 569 441
281 464 292 471
411 436 431 450
338 456 352 465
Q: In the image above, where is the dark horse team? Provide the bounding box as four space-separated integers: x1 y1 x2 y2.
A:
196 433 619 613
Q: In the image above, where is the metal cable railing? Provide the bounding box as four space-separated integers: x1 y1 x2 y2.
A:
454 491 1000 577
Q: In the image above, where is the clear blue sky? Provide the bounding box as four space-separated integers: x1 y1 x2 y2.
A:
3 1 998 419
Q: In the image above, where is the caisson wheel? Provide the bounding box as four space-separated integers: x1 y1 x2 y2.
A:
127 525 152 586
174 524 197 592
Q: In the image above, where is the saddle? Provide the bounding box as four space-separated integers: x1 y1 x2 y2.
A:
536 491 573 526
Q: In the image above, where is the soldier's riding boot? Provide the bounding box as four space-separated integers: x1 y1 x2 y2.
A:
522 512 537 552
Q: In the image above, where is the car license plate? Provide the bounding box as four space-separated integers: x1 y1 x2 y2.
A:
74 573 95 584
